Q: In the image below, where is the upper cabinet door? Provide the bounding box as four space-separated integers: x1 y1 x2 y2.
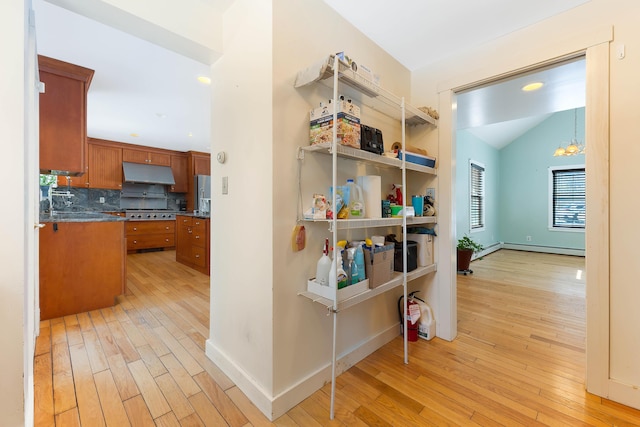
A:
38 55 94 176
170 154 188 193
123 148 171 166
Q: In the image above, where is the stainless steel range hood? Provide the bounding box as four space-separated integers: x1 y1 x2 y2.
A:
122 162 175 185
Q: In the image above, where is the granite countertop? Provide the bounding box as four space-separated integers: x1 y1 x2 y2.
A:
39 211 127 223
175 212 211 219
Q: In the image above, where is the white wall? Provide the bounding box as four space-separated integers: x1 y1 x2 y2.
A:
205 0 275 418
0 0 30 425
412 0 640 409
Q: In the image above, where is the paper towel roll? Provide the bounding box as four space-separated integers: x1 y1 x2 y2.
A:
357 175 382 219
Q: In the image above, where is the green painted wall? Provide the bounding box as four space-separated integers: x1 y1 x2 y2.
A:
499 108 585 250
456 130 501 250
456 108 586 251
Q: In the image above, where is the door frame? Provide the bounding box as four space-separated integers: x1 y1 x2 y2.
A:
436 31 611 397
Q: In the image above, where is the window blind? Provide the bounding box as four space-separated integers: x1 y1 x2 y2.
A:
552 168 585 228
470 162 485 229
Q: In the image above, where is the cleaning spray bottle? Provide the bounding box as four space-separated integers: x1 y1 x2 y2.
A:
328 246 348 290
315 238 331 286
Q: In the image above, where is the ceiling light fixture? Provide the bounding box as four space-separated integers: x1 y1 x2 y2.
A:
197 76 211 85
522 82 544 92
130 133 139 137
553 108 584 157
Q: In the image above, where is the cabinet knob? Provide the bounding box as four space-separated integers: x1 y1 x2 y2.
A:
133 227 137 231
195 235 200 239
195 254 200 258
165 238 169 242
195 221 200 225
188 229 192 234
165 226 169 230
133 240 137 244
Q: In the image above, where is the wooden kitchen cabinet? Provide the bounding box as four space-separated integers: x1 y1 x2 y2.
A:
176 215 210 275
88 139 123 189
170 153 188 193
39 55 94 176
126 220 175 253
123 147 171 166
39 220 125 320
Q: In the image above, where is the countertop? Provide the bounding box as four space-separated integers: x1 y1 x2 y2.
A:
39 211 127 223
176 212 211 219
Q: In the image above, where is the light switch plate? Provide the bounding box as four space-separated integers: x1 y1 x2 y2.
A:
222 176 228 195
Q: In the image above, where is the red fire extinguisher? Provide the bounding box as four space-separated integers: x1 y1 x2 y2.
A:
398 291 420 341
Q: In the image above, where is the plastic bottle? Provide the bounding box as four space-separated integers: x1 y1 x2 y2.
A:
315 238 331 286
347 247 359 285
346 179 365 218
354 242 366 281
328 247 348 290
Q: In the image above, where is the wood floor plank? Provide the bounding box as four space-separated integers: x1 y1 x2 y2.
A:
94 369 132 427
51 342 76 414
123 395 156 427
159 353 202 397
106 317 142 363
68 343 106 427
154 411 182 427
188 391 229 427
107 353 140 400
127 359 171 419
193 371 249 427
136 344 169 378
155 372 196 420
55 407 81 427
153 325 203 376
35 323 52 356
178 412 207 426
34 353 54 427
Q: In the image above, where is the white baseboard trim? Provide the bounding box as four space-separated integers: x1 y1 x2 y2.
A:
472 242 502 260
608 379 640 411
502 243 585 257
205 323 400 421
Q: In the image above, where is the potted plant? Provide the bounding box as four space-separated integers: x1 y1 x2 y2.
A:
457 235 484 273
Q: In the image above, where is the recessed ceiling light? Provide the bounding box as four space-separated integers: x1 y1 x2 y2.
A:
522 82 544 92
130 133 139 137
197 76 211 85
188 132 193 137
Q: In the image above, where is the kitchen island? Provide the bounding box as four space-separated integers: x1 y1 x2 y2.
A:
175 213 210 275
39 212 126 320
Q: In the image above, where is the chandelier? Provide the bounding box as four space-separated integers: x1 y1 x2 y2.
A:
553 108 585 156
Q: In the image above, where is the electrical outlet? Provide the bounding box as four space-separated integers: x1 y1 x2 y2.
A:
426 188 435 200
526 235 532 242
99 197 105 204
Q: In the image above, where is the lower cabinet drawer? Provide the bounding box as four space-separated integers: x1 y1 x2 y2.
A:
192 246 207 267
128 233 175 251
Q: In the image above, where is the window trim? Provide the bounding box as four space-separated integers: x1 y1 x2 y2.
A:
548 164 586 232
469 159 486 233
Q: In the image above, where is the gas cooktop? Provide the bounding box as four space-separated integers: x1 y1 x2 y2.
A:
125 210 181 221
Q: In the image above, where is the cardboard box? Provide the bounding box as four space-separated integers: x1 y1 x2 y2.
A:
363 243 394 288
397 150 436 168
310 100 360 120
406 233 434 266
310 112 361 148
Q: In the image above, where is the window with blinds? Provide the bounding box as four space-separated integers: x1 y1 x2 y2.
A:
470 161 485 230
551 167 586 229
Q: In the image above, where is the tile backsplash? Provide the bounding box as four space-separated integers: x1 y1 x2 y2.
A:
40 186 186 213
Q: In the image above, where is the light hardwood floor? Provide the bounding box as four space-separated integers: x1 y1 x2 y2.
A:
34 249 640 426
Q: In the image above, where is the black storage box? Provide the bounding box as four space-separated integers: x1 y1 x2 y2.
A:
360 124 384 155
393 241 418 272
